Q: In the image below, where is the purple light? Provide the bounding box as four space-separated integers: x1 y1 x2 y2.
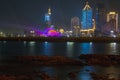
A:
43 27 61 37
31 27 61 37
47 30 60 37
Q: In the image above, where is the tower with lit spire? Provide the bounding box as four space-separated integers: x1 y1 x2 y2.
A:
80 1 96 37
45 8 51 27
82 2 93 29
48 8 51 15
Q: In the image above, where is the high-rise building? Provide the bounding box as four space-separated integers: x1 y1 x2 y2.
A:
81 2 93 29
80 2 95 37
45 8 51 27
71 17 80 30
101 12 118 36
107 12 118 32
96 3 107 32
71 17 80 37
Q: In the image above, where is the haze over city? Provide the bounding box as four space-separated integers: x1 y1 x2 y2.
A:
0 0 120 33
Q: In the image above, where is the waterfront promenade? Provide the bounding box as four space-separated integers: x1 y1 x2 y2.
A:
0 37 120 42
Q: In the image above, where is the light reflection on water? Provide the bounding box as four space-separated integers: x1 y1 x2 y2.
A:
0 41 120 57
78 66 95 80
23 41 27 45
29 41 36 55
0 41 120 79
66 42 74 57
42 42 53 56
0 41 120 56
104 66 120 79
109 42 117 55
3 41 6 44
79 43 93 54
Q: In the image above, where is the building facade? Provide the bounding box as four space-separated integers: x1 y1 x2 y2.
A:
107 12 118 32
101 12 118 36
82 2 93 29
45 8 51 27
71 17 80 36
80 2 95 37
96 3 107 32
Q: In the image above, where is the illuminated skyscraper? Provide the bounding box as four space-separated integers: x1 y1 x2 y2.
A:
82 2 93 29
101 12 118 35
107 12 118 32
80 2 95 37
45 8 51 27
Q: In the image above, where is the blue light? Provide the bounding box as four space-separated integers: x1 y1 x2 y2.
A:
43 42 53 56
78 66 95 80
45 14 50 21
80 43 93 54
82 7 93 29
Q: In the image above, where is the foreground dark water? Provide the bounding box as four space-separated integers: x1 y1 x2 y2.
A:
0 41 120 80
0 41 120 56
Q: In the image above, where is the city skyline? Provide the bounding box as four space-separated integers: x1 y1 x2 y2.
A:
0 0 120 33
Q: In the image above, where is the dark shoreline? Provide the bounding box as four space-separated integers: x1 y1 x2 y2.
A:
0 37 120 42
0 55 120 80
2 54 120 66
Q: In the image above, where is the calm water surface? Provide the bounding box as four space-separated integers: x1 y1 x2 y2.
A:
0 41 120 80
0 41 120 56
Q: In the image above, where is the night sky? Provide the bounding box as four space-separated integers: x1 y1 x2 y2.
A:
0 0 120 33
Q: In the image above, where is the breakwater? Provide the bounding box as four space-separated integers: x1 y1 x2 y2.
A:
0 37 120 42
